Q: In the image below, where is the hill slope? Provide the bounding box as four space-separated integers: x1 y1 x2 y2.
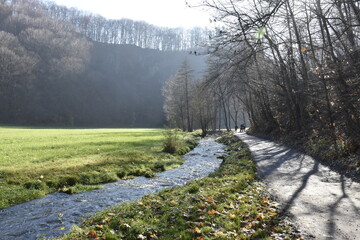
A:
4 42 207 127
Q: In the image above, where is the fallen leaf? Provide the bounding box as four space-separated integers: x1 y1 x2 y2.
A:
214 232 226 237
207 209 217 216
228 214 236 220
150 233 158 239
192 227 202 234
195 222 204 227
95 225 103 229
205 199 215 204
88 229 97 239
256 214 266 220
197 204 206 210
268 211 278 217
245 223 253 229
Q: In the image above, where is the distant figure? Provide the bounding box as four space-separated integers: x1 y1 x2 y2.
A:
235 125 238 132
240 124 246 132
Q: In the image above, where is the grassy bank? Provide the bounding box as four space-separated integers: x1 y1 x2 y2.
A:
0 127 198 209
59 133 301 240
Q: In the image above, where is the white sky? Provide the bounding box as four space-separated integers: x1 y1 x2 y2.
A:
49 0 211 29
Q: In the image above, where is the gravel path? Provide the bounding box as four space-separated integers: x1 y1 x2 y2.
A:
236 132 360 240
0 137 225 240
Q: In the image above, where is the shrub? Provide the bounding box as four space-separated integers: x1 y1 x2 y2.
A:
162 128 179 154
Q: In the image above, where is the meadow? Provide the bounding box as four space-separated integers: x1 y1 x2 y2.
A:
0 126 197 209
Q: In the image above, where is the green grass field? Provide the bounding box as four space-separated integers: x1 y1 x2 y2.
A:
0 126 197 209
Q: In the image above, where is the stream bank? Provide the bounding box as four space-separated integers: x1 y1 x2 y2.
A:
0 136 226 240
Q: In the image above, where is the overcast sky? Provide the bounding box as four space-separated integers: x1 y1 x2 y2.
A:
49 0 211 29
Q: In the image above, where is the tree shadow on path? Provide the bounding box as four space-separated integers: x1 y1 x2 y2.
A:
236 133 360 240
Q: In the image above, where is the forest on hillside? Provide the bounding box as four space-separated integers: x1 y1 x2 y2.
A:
0 0 208 126
45 2 210 51
162 0 360 167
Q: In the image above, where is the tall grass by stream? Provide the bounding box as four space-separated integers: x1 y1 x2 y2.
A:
0 126 198 209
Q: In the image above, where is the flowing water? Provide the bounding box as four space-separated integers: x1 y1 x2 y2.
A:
0 137 225 240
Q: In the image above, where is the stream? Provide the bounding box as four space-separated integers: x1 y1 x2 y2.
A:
0 136 225 240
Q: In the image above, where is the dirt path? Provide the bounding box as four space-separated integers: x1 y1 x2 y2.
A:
236 133 360 239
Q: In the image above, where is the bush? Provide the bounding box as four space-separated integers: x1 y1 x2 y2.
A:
162 128 179 154
162 128 199 155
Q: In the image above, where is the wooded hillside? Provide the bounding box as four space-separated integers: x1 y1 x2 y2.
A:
0 0 207 126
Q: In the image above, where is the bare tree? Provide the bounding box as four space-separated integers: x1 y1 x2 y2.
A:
163 58 195 131
197 0 360 156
